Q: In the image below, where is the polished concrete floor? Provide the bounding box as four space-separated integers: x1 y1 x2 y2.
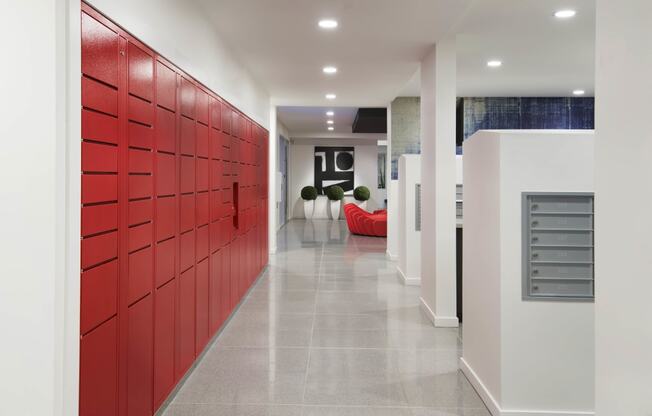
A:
163 220 488 416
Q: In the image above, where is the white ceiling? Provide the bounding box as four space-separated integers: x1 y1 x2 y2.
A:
193 0 595 135
277 106 385 140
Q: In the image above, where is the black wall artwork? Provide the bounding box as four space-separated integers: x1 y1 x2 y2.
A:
314 146 354 195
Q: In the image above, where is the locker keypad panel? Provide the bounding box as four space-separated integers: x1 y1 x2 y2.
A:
522 193 594 301
80 4 269 416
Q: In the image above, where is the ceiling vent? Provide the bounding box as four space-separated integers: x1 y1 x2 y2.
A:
352 108 387 133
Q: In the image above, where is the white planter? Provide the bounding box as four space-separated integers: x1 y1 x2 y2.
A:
356 200 368 210
329 200 341 220
303 200 315 219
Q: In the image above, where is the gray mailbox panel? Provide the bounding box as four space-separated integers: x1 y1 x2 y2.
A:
523 192 594 301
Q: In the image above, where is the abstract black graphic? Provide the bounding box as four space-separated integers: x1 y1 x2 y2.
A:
314 146 354 195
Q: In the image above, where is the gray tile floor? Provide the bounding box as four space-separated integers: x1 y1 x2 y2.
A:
163 220 489 416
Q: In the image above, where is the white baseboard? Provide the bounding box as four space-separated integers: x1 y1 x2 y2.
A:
386 249 398 260
397 266 420 286
419 297 459 327
460 358 594 416
459 357 502 416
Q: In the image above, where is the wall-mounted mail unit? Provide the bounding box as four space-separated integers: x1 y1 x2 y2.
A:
523 192 594 300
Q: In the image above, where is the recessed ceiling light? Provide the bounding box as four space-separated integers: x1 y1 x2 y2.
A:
318 19 338 29
328 127 334 131
326 111 334 116
325 93 336 100
487 60 502 68
573 89 585 96
554 9 576 18
327 120 334 125
323 66 338 74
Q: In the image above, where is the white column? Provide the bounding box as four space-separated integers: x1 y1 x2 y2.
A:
595 1 652 414
386 101 399 259
419 39 458 327
268 104 278 254
0 0 81 415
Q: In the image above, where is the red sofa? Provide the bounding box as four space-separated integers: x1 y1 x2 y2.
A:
344 203 387 237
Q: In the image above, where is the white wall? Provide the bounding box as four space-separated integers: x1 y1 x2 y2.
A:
462 130 595 415
86 0 271 128
419 40 458 327
594 1 652 415
398 155 421 284
289 139 385 219
0 0 81 415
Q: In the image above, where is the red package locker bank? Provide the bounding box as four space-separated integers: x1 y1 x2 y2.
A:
79 4 268 415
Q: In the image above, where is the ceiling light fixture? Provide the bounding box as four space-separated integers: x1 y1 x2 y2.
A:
554 9 576 18
327 120 334 125
573 89 585 96
326 111 334 117
318 19 338 29
328 127 334 131
487 60 502 68
323 66 338 74
325 93 336 100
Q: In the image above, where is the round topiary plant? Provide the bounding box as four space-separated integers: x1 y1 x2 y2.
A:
353 186 370 201
325 185 344 201
301 186 318 200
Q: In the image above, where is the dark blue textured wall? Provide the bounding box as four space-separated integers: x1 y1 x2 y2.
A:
461 97 595 141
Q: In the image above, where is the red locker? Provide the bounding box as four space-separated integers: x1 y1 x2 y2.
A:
80 317 118 416
156 196 175 240
221 244 231 320
81 203 117 237
81 4 269 415
180 230 195 272
155 238 175 288
156 107 176 153
128 246 153 304
210 98 221 131
180 194 195 233
156 61 176 112
196 158 209 192
156 153 175 196
81 260 118 335
82 109 118 145
209 249 222 332
195 259 209 353
178 267 195 375
129 199 152 226
127 295 153 416
196 192 209 226
196 225 209 261
180 156 195 194
196 124 209 158
127 42 154 102
180 77 196 120
180 117 196 156
153 281 175 405
196 90 209 125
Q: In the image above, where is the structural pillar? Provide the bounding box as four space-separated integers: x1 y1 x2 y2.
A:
419 39 458 327
595 0 652 414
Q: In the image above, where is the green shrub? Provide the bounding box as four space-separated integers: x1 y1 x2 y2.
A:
325 185 344 201
301 186 318 200
353 186 370 201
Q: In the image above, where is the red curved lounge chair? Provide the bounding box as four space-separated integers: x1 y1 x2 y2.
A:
343 203 387 237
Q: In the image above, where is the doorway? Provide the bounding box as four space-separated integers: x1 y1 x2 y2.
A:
278 135 289 227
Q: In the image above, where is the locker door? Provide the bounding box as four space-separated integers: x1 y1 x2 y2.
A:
195 259 209 353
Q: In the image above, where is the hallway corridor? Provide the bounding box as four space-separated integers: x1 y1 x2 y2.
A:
163 220 488 415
